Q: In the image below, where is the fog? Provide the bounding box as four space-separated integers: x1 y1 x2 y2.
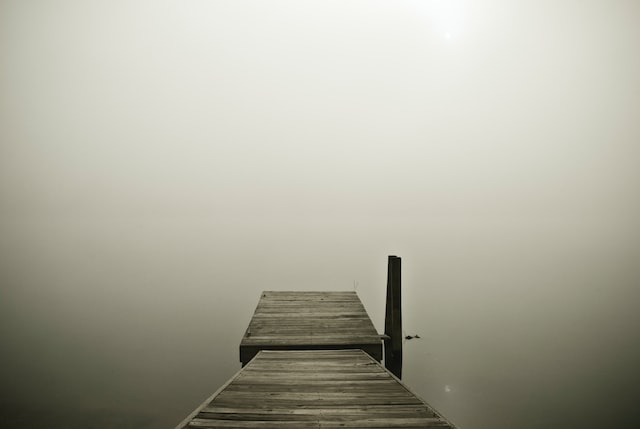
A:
1 1 639 428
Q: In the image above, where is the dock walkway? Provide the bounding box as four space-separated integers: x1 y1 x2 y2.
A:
176 349 456 428
176 273 458 428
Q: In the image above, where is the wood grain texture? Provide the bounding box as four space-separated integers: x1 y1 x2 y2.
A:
178 350 457 428
240 291 383 365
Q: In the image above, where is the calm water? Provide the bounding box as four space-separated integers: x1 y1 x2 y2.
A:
1 217 639 428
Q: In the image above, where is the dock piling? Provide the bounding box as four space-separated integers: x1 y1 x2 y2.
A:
384 255 403 379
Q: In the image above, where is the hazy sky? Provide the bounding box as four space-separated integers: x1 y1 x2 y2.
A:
1 1 639 428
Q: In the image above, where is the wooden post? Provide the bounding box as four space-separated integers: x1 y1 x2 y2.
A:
384 255 402 379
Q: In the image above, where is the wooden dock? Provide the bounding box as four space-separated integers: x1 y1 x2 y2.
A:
240 291 382 366
176 349 456 428
176 257 458 428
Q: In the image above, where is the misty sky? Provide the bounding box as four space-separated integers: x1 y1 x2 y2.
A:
1 1 639 428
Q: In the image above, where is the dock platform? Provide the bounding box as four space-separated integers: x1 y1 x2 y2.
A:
239 291 382 366
176 259 459 428
176 349 456 428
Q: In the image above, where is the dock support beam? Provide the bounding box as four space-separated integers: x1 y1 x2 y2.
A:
384 255 402 379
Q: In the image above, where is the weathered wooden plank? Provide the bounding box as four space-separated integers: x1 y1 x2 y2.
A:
189 417 450 428
200 405 435 418
177 350 456 429
239 291 382 365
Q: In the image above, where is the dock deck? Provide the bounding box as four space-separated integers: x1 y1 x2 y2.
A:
177 349 456 428
239 291 382 366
